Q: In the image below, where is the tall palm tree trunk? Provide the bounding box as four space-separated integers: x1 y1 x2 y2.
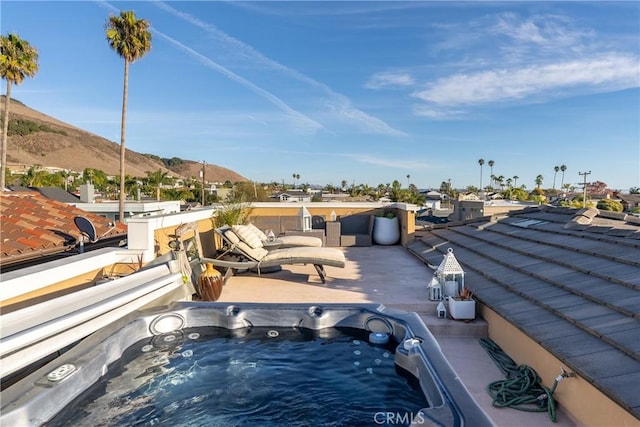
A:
118 60 129 222
1 82 12 190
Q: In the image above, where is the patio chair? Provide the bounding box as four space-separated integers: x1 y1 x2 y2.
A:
201 226 345 284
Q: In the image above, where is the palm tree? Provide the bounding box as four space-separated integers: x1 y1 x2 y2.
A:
1 33 39 190
513 175 519 188
105 10 152 222
488 160 495 187
477 158 484 192
535 174 544 189
146 168 169 200
553 165 560 189
406 174 410 188
560 164 567 189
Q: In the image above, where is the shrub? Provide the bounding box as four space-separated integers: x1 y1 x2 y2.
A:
211 201 253 228
3 118 67 136
596 199 623 212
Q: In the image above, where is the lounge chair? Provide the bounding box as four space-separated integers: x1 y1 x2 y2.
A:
241 223 323 248
201 225 345 284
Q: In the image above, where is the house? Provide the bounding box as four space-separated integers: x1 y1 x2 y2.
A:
420 190 443 210
615 192 640 212
69 184 181 222
270 190 312 202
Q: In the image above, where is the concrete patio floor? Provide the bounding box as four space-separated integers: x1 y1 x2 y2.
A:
214 245 579 427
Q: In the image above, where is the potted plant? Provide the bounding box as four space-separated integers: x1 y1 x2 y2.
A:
373 211 400 245
211 201 253 228
448 288 476 320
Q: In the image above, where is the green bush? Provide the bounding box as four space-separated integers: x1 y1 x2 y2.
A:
596 199 623 212
3 118 67 136
211 201 253 228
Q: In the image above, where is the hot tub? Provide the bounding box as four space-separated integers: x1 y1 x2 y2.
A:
1 303 492 426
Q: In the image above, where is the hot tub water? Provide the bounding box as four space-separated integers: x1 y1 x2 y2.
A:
46 327 428 426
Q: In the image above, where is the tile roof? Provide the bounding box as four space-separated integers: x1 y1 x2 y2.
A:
1 192 127 266
8 186 81 203
408 206 640 420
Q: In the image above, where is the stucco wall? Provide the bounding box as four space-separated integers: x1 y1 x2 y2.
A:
480 304 637 427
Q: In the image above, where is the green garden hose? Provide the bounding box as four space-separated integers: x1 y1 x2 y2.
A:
480 337 561 423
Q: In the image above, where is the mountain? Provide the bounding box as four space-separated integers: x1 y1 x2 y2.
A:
2 97 247 183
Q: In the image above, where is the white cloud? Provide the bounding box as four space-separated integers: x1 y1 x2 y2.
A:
412 106 467 119
345 154 430 170
152 30 324 133
154 1 407 137
491 13 592 48
413 54 640 107
365 72 415 89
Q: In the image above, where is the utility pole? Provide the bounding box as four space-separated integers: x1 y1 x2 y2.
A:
201 161 206 206
579 171 591 208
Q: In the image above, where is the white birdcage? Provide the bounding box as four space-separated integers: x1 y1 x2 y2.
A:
428 276 442 301
435 248 465 298
436 301 447 318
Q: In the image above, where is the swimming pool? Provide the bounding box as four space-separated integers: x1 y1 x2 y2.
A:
1 303 492 426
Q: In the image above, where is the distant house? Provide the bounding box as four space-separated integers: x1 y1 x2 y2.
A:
458 192 480 201
616 193 640 212
271 190 312 202
70 184 180 223
420 190 443 210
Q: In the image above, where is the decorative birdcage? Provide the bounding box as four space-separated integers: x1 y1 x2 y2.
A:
435 248 465 298
428 276 442 301
436 301 447 318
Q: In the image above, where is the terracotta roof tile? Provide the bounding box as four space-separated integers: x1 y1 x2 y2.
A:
1 191 128 265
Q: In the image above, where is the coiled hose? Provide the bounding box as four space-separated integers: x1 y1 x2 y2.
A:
480 337 559 422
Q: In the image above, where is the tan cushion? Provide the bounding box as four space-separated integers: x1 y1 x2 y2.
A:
247 223 269 241
279 235 322 247
262 247 345 265
233 224 264 249
224 229 240 244
237 241 268 260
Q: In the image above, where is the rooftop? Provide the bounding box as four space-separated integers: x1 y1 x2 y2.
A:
2 199 638 425
409 206 640 421
211 245 578 427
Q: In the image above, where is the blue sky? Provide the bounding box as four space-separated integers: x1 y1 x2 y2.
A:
3 1 639 191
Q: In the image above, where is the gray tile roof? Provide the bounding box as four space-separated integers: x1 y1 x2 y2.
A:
408 206 640 420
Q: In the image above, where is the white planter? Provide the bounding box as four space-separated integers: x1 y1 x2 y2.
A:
448 298 476 320
373 216 400 245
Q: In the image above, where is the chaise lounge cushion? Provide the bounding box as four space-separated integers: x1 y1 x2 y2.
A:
233 224 265 249
260 246 345 267
225 228 268 259
277 235 323 248
241 223 322 248
247 223 269 241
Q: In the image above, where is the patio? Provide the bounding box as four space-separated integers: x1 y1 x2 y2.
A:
212 245 578 427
